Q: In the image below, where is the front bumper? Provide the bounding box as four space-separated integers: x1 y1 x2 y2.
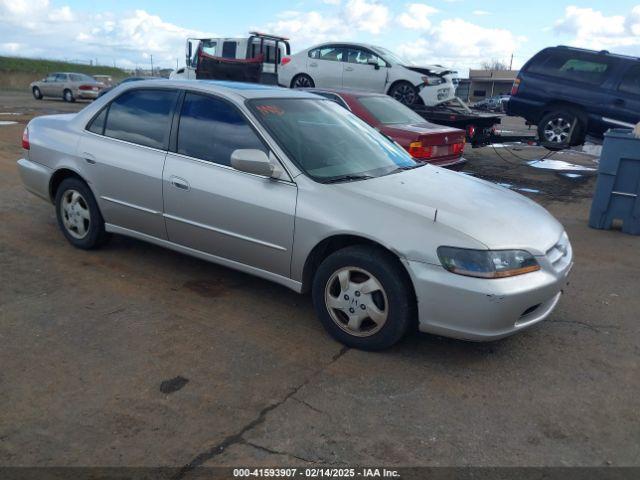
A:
406 237 573 341
418 85 455 107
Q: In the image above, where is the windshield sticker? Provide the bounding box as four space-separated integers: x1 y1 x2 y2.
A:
256 105 284 116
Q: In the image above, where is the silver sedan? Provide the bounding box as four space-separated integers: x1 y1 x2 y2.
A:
17 80 572 350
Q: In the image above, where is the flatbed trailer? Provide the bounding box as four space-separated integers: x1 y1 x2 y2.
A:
409 98 502 147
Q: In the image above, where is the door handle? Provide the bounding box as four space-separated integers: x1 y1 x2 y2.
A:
344 66 353 72
82 152 96 165
170 176 190 190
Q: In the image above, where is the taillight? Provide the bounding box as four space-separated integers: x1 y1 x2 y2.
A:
22 127 30 150
408 141 433 159
79 84 97 91
281 57 291 65
511 78 521 96
452 141 465 155
467 125 476 138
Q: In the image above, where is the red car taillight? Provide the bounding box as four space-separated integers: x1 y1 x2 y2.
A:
79 84 98 91
452 141 465 155
408 141 433 159
511 78 521 96
281 57 291 65
22 127 30 150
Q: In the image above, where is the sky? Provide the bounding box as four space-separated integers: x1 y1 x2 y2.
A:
1 0 639 75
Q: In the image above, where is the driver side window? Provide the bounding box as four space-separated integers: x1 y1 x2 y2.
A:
346 48 383 66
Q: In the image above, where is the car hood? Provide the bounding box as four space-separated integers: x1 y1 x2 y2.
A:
338 166 563 255
404 65 455 77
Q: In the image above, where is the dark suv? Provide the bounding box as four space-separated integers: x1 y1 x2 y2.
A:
506 46 639 149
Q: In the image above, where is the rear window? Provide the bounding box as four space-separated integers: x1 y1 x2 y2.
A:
103 89 178 149
70 73 95 82
527 50 613 86
358 96 427 125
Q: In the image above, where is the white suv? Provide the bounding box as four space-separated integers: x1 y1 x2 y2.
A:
278 42 457 106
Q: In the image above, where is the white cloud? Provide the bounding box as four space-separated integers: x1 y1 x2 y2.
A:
553 5 640 54
397 18 524 69
472 10 490 16
259 0 389 48
396 3 438 30
0 2 212 69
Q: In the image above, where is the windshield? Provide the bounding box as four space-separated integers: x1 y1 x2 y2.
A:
371 46 413 66
358 96 427 125
249 98 416 182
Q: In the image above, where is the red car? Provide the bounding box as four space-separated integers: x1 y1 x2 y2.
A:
306 88 467 169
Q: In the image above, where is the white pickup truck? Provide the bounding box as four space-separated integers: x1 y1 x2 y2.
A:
169 32 290 85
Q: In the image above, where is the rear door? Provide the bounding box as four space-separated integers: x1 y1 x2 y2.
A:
606 63 640 128
52 73 68 96
78 88 179 239
342 47 387 92
307 45 345 87
162 92 296 277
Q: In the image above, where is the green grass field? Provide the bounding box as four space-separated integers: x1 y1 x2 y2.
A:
0 56 127 77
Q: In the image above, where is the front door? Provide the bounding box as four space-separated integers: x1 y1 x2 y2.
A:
77 88 179 239
605 64 640 128
163 92 296 277
342 47 388 93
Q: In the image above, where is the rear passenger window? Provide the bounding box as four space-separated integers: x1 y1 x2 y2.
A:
87 108 107 134
104 89 178 149
222 41 237 59
177 93 266 166
528 51 612 86
619 65 640 96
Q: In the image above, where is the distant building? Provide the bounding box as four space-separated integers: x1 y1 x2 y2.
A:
456 69 519 103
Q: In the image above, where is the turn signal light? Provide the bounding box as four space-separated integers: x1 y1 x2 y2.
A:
281 57 292 65
22 127 30 150
408 141 433 159
452 142 465 155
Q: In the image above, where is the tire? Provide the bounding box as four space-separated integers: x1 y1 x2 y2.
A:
32 87 43 100
312 245 415 350
388 81 419 106
537 110 585 150
63 89 76 103
290 74 315 89
55 177 109 249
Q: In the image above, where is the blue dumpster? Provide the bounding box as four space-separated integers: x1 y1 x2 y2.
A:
588 128 640 235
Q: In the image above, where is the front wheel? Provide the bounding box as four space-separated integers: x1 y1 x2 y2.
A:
388 81 419 105
291 74 315 89
312 246 414 350
32 87 43 100
55 177 109 249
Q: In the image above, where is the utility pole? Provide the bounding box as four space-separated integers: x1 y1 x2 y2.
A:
509 53 514 71
150 54 154 75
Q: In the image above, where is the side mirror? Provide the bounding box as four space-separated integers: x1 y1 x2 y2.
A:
367 60 380 70
231 149 283 178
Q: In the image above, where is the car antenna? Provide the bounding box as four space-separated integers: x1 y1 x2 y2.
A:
434 209 438 222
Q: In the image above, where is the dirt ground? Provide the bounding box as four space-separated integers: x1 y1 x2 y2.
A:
0 92 638 472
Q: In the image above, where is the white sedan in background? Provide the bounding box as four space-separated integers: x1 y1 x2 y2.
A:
278 42 457 106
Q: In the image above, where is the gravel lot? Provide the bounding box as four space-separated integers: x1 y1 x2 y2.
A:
1 92 638 471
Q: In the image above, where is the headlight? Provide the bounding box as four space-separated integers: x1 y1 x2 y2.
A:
421 75 444 86
437 247 540 278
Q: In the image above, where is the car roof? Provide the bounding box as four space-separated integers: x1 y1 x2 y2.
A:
548 45 640 61
118 79 321 100
306 42 385 51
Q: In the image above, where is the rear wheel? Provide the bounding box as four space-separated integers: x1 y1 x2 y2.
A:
537 110 585 150
32 87 43 100
291 74 315 89
63 89 75 103
55 177 109 249
388 81 419 106
312 246 414 350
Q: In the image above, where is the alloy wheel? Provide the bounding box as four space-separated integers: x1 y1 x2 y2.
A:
324 266 388 337
60 189 91 239
293 75 312 88
391 84 417 105
543 117 572 144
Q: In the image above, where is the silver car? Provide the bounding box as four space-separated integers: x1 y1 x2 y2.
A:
30 72 104 102
17 80 573 350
